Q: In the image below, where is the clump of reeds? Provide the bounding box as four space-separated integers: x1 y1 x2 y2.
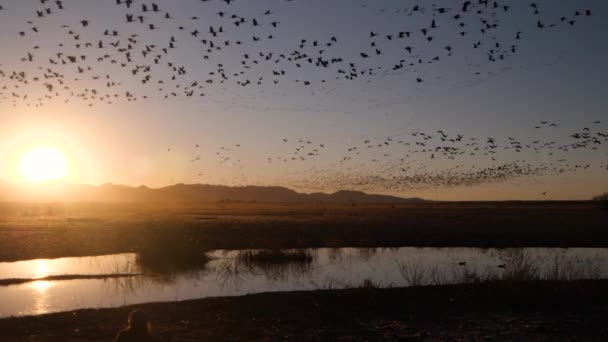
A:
136 247 211 271
496 249 540 282
396 258 428 286
133 225 211 274
232 249 315 280
593 193 608 209
235 249 314 266
396 248 602 287
358 278 380 289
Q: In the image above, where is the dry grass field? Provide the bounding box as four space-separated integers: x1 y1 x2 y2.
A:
0 201 606 262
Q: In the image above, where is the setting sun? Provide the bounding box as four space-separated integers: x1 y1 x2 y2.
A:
19 146 69 183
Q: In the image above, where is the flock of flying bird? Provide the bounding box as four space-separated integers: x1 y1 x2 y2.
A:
0 0 604 193
189 118 607 193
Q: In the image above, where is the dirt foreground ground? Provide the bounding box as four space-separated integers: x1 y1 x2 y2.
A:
1 280 607 341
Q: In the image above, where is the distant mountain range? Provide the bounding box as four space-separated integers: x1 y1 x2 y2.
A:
0 181 426 203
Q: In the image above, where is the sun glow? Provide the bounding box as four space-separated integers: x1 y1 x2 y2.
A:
19 146 69 183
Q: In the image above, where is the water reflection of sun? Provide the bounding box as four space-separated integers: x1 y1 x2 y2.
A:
28 261 54 315
29 280 54 293
34 260 50 278
27 280 54 315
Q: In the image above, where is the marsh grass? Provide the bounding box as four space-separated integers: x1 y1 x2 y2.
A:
135 252 211 275
2 201 607 263
358 278 383 289
496 248 540 281
209 249 316 285
593 193 608 209
396 249 602 287
135 238 211 274
544 253 602 280
215 258 248 287
232 249 315 280
235 249 314 266
396 258 428 286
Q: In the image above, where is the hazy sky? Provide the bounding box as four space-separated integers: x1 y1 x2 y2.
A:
0 0 606 200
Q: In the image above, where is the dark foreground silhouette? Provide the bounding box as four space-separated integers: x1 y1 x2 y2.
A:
115 309 161 342
1 280 607 341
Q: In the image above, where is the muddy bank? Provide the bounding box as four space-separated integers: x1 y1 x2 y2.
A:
0 274 139 286
1 280 607 341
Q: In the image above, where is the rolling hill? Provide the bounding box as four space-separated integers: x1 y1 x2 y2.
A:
0 182 426 203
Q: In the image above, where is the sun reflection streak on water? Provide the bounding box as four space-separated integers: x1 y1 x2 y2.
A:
1 248 607 318
27 280 54 315
34 260 50 278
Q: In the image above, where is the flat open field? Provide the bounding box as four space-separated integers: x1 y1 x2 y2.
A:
1 202 607 341
0 201 606 262
1 280 606 341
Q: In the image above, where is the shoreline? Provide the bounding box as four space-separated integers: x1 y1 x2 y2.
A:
1 280 607 341
0 273 140 286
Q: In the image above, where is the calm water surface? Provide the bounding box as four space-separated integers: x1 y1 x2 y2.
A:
1 247 607 317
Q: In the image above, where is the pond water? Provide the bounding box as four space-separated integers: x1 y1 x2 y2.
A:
0 247 607 317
